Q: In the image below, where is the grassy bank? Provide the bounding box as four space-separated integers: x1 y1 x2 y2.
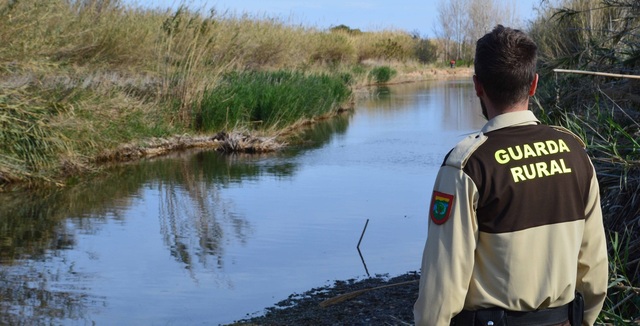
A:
0 0 451 188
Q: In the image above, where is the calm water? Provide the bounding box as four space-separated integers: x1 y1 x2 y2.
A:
0 79 485 325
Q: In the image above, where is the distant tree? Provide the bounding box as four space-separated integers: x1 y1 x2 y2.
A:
467 0 519 61
467 0 495 45
435 0 468 61
415 37 438 64
330 24 362 35
435 0 520 63
434 1 453 61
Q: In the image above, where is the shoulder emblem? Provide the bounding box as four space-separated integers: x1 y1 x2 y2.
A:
430 191 454 225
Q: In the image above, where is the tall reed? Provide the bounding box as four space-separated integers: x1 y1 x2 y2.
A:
0 89 72 184
196 71 352 132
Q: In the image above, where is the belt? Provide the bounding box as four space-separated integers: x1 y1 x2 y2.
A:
452 303 569 326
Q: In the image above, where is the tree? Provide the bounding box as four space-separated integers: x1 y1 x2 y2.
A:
415 37 438 64
434 0 455 62
465 0 520 62
435 0 521 63
435 0 469 61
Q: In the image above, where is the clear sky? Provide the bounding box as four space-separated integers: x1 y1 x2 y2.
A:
126 0 543 37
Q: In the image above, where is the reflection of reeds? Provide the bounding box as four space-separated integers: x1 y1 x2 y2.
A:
0 265 97 325
157 152 254 272
1 142 308 321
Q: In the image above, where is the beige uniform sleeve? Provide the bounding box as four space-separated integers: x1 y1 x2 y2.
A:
413 165 479 326
577 167 608 325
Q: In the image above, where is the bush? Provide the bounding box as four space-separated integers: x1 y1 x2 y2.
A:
414 38 438 64
353 31 415 62
309 32 356 65
368 66 397 84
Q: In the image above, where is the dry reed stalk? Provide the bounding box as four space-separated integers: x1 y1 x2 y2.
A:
319 279 419 308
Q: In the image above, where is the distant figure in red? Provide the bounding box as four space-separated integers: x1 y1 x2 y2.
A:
450 59 456 68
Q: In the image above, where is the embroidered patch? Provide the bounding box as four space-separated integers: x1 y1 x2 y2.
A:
430 191 454 225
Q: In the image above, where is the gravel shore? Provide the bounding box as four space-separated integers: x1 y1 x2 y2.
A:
229 272 420 326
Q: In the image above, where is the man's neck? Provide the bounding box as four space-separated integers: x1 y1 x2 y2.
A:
488 99 530 120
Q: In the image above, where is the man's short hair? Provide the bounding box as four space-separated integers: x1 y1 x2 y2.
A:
474 25 538 110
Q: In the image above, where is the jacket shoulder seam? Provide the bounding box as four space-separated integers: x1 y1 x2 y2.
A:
445 132 488 169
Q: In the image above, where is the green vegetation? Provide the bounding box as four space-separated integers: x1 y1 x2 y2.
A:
368 66 398 84
0 90 71 183
196 71 352 132
530 0 640 323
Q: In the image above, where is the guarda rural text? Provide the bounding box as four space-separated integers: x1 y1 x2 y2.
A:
495 139 573 183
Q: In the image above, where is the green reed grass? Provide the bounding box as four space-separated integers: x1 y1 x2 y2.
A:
368 66 397 84
600 230 640 325
196 71 352 132
535 95 640 325
0 89 72 181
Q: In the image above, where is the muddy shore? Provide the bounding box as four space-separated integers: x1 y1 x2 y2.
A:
229 272 420 326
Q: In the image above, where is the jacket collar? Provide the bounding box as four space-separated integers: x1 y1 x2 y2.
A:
481 110 540 134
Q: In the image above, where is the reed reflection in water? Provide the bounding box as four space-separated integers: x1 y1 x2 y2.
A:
0 113 350 324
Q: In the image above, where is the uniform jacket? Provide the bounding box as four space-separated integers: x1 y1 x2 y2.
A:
413 110 608 326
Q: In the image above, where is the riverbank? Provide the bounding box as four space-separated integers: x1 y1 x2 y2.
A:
0 64 471 191
230 272 420 326
98 66 473 162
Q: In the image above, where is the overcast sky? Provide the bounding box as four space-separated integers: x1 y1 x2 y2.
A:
125 0 543 37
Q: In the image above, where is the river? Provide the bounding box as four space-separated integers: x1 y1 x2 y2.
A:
0 79 485 325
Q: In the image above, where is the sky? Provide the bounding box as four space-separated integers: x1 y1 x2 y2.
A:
127 0 544 37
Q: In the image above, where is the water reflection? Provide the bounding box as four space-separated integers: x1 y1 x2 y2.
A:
156 151 251 270
0 111 353 323
282 111 350 152
357 79 482 133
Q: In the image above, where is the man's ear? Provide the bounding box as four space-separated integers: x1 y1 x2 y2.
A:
528 73 539 96
473 75 484 97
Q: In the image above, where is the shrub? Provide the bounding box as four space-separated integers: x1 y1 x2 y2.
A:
415 38 438 64
368 66 397 84
309 31 356 65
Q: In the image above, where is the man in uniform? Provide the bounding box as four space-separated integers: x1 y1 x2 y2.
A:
413 25 608 326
